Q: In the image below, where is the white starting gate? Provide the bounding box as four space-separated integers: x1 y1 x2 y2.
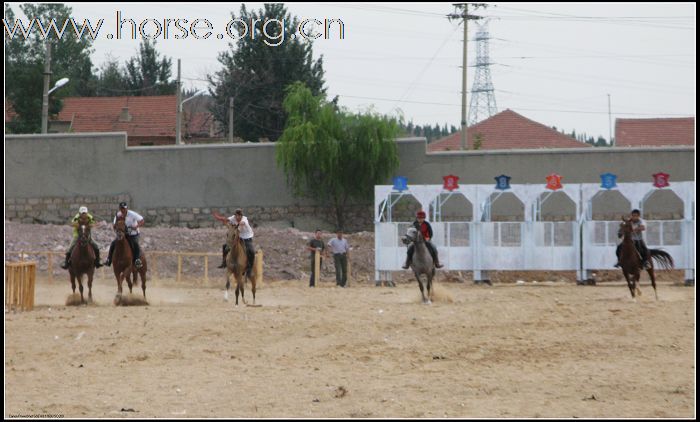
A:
375 182 695 283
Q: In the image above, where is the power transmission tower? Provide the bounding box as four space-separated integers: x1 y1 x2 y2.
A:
468 20 498 125
447 3 487 150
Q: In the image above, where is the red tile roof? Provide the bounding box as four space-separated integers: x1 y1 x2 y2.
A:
428 109 590 151
57 96 177 137
615 117 695 147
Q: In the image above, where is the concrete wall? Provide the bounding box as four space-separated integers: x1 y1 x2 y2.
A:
5 133 694 230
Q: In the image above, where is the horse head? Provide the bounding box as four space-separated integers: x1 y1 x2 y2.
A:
115 217 127 240
227 223 241 248
78 224 91 247
619 216 633 238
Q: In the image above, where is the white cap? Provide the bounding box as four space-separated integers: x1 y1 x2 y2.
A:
79 206 88 214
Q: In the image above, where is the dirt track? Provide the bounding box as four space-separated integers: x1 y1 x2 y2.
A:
4 276 695 418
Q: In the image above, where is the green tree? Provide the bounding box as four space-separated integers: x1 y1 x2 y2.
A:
276 82 400 229
93 56 129 96
5 3 95 133
473 133 483 150
124 39 176 96
209 3 326 142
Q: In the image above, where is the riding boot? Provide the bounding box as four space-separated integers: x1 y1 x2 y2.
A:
401 256 411 269
218 244 228 268
428 244 444 268
60 251 71 269
103 241 115 266
93 245 103 268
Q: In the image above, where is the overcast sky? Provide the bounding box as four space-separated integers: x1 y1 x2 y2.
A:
8 2 696 140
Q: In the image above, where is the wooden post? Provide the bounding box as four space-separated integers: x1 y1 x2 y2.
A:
47 252 53 284
5 262 36 311
314 249 321 286
255 250 264 286
177 255 182 283
204 255 209 284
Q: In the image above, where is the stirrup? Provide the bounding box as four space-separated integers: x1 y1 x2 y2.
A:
94 260 103 268
435 263 444 268
134 258 143 269
60 261 70 269
103 259 112 267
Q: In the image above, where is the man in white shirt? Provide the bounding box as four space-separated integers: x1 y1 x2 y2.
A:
104 201 145 268
214 208 256 276
328 229 350 287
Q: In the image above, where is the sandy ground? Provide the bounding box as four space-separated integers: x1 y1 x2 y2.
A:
4 274 695 419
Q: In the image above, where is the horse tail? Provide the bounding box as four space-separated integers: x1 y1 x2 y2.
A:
649 249 674 270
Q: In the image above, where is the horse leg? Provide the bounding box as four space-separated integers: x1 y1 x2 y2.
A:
78 275 85 304
250 274 256 305
415 272 428 304
426 273 433 304
634 273 642 297
140 269 147 299
647 267 658 301
126 270 134 294
234 278 240 306
224 273 230 301
70 273 76 295
239 275 247 305
622 270 635 299
115 272 124 305
87 271 94 303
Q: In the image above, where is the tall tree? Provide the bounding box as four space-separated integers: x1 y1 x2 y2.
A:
276 82 399 229
93 56 129 96
124 39 176 95
209 3 326 142
5 3 95 133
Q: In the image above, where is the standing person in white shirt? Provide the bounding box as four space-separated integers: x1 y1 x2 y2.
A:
104 201 145 269
328 229 350 287
213 208 256 276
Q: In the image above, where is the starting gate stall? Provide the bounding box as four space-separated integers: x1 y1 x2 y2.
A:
581 179 695 283
375 177 694 285
375 177 583 283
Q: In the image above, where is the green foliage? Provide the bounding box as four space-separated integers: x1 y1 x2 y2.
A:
473 133 483 150
276 83 400 229
208 3 326 142
5 3 95 133
124 39 176 95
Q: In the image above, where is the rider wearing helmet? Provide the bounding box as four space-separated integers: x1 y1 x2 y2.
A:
60 206 103 269
402 210 444 270
103 202 145 269
614 209 651 269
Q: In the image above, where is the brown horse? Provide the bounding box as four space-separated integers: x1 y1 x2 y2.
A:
112 217 148 303
619 216 674 300
224 223 256 306
69 215 96 304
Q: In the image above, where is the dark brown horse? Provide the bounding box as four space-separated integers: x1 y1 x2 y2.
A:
224 223 256 306
69 214 96 304
619 216 674 300
112 217 148 303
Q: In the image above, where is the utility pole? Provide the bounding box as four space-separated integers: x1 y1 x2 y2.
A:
608 93 613 146
448 3 486 150
228 97 234 142
175 59 182 144
41 41 52 134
